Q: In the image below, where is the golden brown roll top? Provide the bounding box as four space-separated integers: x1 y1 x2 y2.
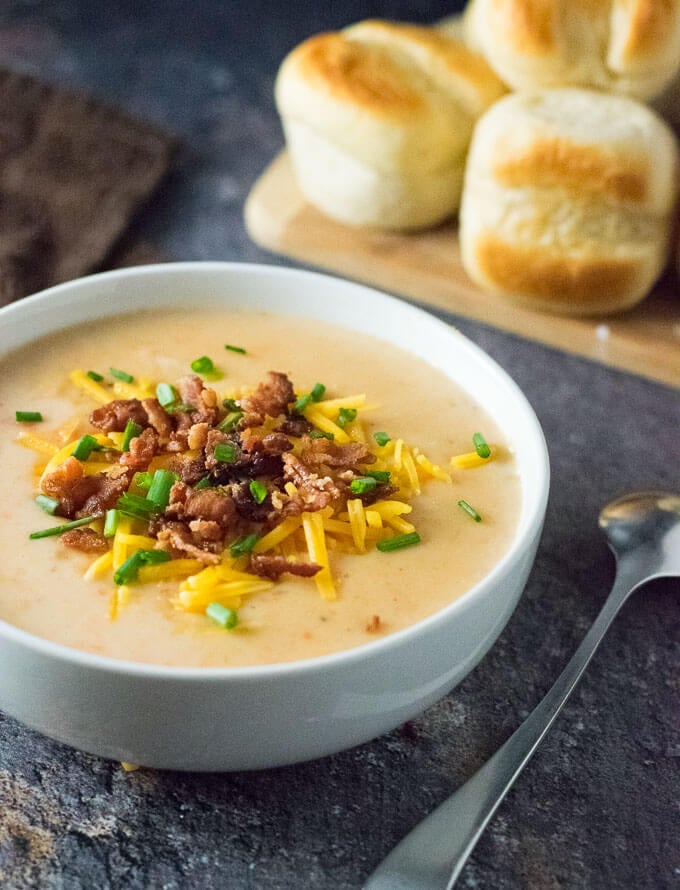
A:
459 89 680 315
275 20 506 229
465 0 680 100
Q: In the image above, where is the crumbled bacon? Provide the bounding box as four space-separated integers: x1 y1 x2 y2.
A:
299 437 376 470
281 453 342 513
276 414 313 438
40 457 128 518
61 527 108 553
142 397 173 443
240 371 295 425
119 427 158 473
154 520 222 564
249 554 322 580
240 428 293 455
90 399 148 433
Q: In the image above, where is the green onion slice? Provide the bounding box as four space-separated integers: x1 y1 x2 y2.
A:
86 370 104 382
472 433 491 459
214 442 237 463
229 533 259 558
337 407 357 428
146 469 178 510
116 493 159 520
457 499 482 522
310 383 326 401
103 509 119 538
71 434 99 461
15 411 43 423
156 382 178 408
294 392 312 414
191 355 215 374
350 477 378 495
121 420 143 452
309 430 334 440
249 479 267 504
222 397 239 411
373 431 391 447
206 602 239 629
365 470 391 483
133 471 153 491
113 549 171 585
224 344 246 355
376 532 421 552
194 476 213 490
29 515 96 540
218 411 243 433
110 367 134 383
35 494 60 515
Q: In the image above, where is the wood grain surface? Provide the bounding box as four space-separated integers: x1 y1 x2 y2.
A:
245 152 680 389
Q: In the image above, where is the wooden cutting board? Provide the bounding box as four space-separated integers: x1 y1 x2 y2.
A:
244 152 680 389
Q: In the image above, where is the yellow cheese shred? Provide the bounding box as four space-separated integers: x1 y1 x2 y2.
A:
301 511 336 600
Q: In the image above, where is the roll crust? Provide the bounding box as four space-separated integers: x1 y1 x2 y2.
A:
466 0 680 100
275 19 506 229
459 88 680 315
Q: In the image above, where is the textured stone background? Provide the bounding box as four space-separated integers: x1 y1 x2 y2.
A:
0 2 679 888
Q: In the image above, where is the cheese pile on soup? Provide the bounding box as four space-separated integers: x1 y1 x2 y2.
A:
0 309 520 667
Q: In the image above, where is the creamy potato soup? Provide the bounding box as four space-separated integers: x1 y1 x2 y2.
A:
0 309 520 667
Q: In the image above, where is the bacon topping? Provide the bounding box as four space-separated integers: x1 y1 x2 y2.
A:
249 554 322 580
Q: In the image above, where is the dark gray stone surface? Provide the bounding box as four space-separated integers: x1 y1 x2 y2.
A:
0 2 678 888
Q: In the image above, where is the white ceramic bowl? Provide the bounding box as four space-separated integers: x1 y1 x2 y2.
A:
0 262 549 771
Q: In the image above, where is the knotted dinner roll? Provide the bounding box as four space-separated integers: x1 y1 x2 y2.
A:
464 0 680 100
459 89 680 315
275 20 506 230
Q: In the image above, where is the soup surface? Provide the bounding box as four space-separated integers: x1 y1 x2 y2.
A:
0 309 520 667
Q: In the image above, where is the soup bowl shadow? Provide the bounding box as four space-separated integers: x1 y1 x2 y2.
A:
0 262 549 771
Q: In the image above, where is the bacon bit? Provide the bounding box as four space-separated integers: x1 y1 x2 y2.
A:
61 527 108 553
300 437 376 470
90 399 147 433
41 456 128 518
120 427 158 472
249 553 322 580
365 614 382 633
240 371 295 425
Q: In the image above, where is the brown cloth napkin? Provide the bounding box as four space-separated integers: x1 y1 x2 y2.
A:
0 68 176 306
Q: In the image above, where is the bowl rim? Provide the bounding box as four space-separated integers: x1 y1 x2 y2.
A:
0 260 550 681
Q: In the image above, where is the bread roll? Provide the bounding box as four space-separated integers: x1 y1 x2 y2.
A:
274 20 506 230
465 0 680 100
459 89 680 315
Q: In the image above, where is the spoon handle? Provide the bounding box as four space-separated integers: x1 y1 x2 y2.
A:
363 560 644 890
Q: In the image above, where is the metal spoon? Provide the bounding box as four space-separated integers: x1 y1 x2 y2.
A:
364 491 680 890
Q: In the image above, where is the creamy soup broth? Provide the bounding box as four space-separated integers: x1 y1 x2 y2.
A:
0 309 520 667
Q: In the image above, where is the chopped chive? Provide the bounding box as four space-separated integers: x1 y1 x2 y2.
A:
206 602 239 629
35 494 60 515
294 392 312 413
29 515 96 540
113 548 171 585
15 411 43 423
309 430 334 440
133 471 153 491
191 355 215 374
121 420 142 452
310 383 326 402
376 532 421 552
249 479 267 504
457 499 482 522
110 367 134 383
214 442 237 463
373 431 391 447
218 410 243 432
86 370 104 382
116 492 159 520
350 476 378 495
229 533 259 558
337 407 357 428
103 508 119 537
365 470 391 483
472 433 491 459
166 403 196 414
224 344 246 355
147 469 178 510
156 382 178 408
222 397 239 411
71 434 99 461
194 476 213 490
